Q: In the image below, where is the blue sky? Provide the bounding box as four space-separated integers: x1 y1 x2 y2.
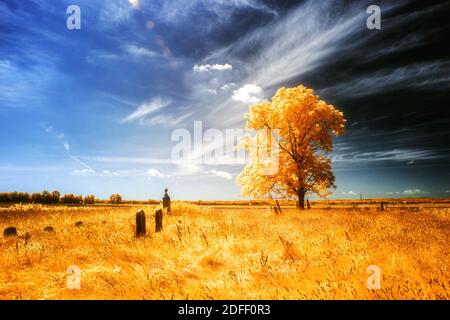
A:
1 0 449 200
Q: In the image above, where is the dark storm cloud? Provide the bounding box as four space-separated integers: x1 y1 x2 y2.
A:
195 0 450 194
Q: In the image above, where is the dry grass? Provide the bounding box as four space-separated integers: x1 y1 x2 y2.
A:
0 203 448 300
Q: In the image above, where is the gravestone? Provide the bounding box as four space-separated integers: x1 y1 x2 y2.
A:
162 188 171 213
155 209 163 233
4 227 17 237
136 209 146 237
75 221 83 227
44 226 54 233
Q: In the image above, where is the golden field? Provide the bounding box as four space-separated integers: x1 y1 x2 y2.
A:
0 202 448 300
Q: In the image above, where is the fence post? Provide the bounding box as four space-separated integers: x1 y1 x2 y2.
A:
275 200 282 214
307 199 311 210
136 209 146 237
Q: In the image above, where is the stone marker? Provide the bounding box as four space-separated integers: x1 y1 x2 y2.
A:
4 227 17 237
380 202 385 211
155 209 163 233
307 199 311 210
136 209 146 237
75 221 83 227
162 188 171 213
44 226 54 233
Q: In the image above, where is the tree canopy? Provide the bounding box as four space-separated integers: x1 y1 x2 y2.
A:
237 85 346 209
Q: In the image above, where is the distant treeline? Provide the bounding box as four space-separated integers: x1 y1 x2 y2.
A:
0 191 164 206
1 192 448 206
0 191 95 205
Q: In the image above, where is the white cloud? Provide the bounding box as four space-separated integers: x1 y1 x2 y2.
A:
206 169 233 180
220 83 236 91
72 168 96 175
122 97 171 123
147 168 165 178
402 189 429 195
193 64 232 72
232 84 263 104
123 45 159 58
63 143 70 151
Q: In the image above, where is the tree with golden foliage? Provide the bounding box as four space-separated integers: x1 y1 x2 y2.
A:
237 85 346 209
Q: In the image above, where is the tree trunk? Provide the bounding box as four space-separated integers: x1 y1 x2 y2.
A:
297 190 305 210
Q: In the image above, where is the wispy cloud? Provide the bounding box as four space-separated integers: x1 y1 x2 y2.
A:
41 122 98 174
78 156 173 165
147 168 165 178
122 97 171 123
332 149 441 163
402 189 429 195
321 62 450 97
40 122 70 152
142 111 194 127
98 0 136 29
123 45 159 59
158 0 277 25
72 168 96 175
206 169 233 180
0 59 55 109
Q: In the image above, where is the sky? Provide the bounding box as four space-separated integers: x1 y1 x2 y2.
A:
0 0 449 200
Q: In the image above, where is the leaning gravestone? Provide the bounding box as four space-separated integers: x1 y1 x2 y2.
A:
155 209 163 233
162 188 171 213
136 209 146 237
